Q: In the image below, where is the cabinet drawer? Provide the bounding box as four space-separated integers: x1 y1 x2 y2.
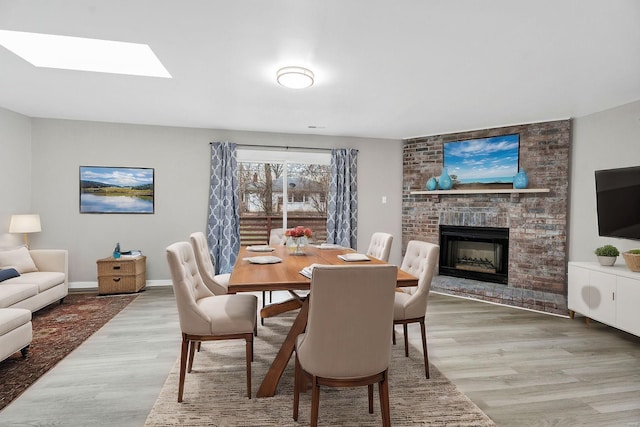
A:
98 273 145 294
97 257 145 276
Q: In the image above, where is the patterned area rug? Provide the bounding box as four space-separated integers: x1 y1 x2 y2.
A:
0 292 138 410
145 314 496 426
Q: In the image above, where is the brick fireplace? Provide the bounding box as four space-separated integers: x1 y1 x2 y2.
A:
439 225 509 284
402 120 571 315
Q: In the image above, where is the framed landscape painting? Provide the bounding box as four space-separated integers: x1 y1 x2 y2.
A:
80 166 154 214
443 134 520 188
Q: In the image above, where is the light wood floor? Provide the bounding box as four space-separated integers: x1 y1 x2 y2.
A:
1 287 639 426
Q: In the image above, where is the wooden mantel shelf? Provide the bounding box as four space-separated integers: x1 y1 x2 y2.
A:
409 188 550 195
408 188 550 202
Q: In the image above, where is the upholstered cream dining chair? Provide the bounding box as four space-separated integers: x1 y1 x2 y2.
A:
166 241 257 401
366 232 394 262
189 231 230 295
269 228 287 246
262 228 286 316
393 240 439 378
293 265 397 427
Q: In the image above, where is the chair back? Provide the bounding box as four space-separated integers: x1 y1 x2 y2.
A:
269 228 287 246
399 240 439 315
296 265 397 378
366 232 393 261
166 241 215 335
189 232 227 295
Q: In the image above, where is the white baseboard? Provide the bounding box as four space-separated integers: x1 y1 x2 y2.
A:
69 280 172 291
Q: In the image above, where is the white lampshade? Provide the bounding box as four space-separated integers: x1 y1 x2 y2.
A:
276 66 314 89
9 214 42 233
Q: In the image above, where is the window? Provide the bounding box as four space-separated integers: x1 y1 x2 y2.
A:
237 148 331 245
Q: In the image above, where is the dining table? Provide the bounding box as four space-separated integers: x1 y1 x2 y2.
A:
228 244 418 398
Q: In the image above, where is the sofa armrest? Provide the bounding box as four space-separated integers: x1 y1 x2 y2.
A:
29 250 69 281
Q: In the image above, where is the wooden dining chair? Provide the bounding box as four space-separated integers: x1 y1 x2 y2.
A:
189 231 230 295
166 241 257 401
366 232 394 261
293 265 397 427
393 240 439 378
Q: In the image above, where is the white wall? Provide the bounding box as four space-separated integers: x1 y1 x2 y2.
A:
29 119 403 286
0 107 32 248
569 100 640 261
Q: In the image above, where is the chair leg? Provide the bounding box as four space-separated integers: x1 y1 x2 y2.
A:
420 320 429 379
403 323 409 357
178 335 189 403
261 291 266 325
392 326 396 345
245 334 253 399
293 356 301 421
368 383 374 414
311 376 321 427
379 371 391 427
187 339 197 373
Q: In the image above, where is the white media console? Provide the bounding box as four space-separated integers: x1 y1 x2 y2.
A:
568 261 640 338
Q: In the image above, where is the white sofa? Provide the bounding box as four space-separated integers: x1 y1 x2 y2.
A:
0 248 69 312
0 248 68 362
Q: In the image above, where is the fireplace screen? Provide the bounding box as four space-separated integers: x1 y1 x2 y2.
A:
440 226 508 284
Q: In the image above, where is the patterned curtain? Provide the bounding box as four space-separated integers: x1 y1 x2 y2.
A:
327 148 358 248
207 142 240 274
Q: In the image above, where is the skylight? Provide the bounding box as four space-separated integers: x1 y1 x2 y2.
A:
0 30 171 78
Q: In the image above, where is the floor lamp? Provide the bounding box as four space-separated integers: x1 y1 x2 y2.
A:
9 214 41 248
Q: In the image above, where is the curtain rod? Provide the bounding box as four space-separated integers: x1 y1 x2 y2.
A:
210 142 357 153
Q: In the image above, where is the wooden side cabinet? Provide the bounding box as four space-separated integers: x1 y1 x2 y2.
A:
97 255 146 295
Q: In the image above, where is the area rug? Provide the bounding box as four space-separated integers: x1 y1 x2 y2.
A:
0 292 138 410
145 314 496 426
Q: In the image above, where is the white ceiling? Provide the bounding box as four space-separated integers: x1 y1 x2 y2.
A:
1 1 639 140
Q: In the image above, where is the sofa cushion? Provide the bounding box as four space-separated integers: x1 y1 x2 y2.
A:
0 247 38 274
3 271 66 292
0 284 39 308
0 268 20 282
0 308 32 336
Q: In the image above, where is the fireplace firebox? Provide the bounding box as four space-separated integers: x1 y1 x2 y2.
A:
439 225 509 284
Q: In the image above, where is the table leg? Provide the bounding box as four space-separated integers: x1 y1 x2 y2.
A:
260 298 303 319
256 298 309 398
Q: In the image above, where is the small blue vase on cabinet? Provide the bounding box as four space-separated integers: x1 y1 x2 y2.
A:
513 169 528 189
426 177 437 191
439 168 452 190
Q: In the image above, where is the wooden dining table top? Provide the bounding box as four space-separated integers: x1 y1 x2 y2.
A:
228 244 418 293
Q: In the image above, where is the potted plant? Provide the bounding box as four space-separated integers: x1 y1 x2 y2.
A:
594 244 619 266
622 249 640 272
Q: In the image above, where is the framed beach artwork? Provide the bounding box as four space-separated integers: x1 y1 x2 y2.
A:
79 166 154 214
443 134 520 188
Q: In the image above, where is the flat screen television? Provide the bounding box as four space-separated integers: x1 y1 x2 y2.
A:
595 166 640 240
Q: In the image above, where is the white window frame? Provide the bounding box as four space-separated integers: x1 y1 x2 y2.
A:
237 147 331 229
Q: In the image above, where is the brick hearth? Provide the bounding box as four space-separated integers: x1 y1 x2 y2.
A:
402 120 571 315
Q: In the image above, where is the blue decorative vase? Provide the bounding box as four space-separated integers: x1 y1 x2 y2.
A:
513 169 529 189
426 177 437 191
439 168 452 190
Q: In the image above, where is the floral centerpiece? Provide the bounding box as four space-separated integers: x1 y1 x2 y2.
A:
285 226 312 255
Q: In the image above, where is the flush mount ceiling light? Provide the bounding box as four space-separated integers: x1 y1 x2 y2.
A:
276 66 314 89
0 30 171 78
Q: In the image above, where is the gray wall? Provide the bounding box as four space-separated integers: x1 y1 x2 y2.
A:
27 119 403 286
3 99 640 288
0 107 32 248
569 100 640 261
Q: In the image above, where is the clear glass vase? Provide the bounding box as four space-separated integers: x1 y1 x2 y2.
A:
287 236 308 255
